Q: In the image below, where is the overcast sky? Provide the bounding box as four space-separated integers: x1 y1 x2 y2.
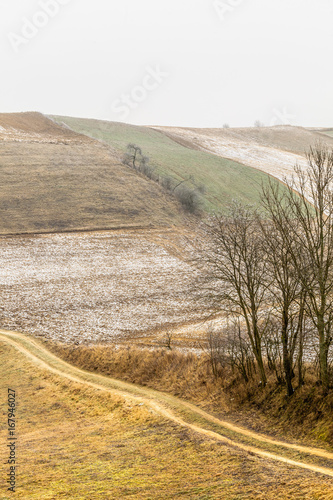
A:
1 0 332 128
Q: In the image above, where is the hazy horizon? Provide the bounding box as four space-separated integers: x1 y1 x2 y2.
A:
1 0 332 128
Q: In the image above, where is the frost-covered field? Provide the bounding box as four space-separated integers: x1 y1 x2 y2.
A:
0 232 201 344
154 126 309 184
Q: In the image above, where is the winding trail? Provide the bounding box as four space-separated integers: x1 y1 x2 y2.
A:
2 329 333 478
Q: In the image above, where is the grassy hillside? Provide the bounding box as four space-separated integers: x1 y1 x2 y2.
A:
167 124 333 156
0 113 183 234
322 129 333 138
308 128 333 139
2 337 333 498
149 125 333 189
1 341 253 499
52 115 280 212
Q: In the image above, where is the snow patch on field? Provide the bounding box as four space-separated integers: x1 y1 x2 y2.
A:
0 232 201 344
154 127 309 184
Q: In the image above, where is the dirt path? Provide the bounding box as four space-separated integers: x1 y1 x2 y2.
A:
2 329 333 478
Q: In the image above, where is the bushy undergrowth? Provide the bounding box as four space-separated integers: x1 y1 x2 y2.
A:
49 344 218 400
48 342 333 446
122 143 205 214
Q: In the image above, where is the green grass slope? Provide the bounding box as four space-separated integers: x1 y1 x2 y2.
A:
322 129 333 138
52 116 280 212
308 127 333 139
0 113 183 234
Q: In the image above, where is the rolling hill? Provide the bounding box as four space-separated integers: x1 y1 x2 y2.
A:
51 115 285 212
0 112 183 234
312 128 333 138
151 124 333 185
52 116 333 213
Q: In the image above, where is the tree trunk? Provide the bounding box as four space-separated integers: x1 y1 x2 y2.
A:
250 321 267 386
282 343 294 396
298 320 304 387
254 345 267 386
281 310 294 396
318 315 329 391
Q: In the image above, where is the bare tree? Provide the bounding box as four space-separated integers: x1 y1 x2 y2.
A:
262 318 284 385
226 319 256 383
204 327 227 378
172 175 194 192
262 145 333 391
258 201 306 396
122 144 205 213
122 143 142 170
162 328 173 350
199 202 269 385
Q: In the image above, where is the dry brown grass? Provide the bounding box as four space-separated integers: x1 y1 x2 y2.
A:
0 112 83 139
49 342 333 450
2 339 333 498
49 343 219 399
0 112 183 234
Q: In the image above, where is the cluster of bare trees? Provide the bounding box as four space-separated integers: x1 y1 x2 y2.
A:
122 143 205 213
199 145 333 396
